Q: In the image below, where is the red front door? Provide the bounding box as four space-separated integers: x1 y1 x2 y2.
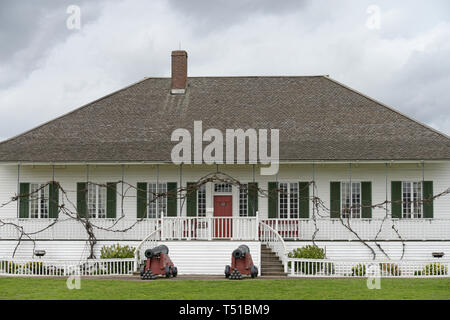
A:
214 196 232 238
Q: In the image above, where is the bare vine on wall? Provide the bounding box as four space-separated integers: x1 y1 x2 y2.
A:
0 171 448 260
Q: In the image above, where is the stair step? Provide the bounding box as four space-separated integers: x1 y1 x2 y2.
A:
261 272 287 276
262 266 284 270
260 244 285 277
262 262 283 266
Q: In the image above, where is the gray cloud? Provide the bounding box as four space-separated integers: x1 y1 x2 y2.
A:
0 0 449 142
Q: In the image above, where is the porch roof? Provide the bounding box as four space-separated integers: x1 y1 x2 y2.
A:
0 76 449 162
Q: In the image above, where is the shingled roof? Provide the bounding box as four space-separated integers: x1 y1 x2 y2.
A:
0 75 449 162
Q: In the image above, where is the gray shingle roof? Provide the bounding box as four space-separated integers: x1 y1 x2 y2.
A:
0 76 449 162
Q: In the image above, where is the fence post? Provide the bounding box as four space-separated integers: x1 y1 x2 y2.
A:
208 216 213 240
255 211 259 240
160 212 165 240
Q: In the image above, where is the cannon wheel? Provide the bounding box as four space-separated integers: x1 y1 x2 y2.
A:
251 265 258 278
165 266 171 278
225 265 231 278
172 266 178 277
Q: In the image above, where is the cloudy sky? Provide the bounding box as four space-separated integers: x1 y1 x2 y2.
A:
0 0 449 141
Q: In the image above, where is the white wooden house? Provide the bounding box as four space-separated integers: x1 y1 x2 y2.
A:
0 51 449 275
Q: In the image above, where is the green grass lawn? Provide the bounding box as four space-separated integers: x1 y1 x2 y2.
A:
0 277 448 300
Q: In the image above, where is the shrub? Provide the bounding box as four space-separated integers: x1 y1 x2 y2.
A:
352 263 366 276
288 245 325 259
379 263 401 276
288 245 326 275
421 262 448 276
100 244 135 259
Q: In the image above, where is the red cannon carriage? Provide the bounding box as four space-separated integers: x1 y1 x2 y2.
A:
140 245 178 280
225 244 258 279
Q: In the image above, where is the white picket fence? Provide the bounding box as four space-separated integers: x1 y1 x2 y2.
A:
0 258 135 276
286 258 450 278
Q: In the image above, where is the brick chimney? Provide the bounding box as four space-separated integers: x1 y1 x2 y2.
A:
171 50 188 94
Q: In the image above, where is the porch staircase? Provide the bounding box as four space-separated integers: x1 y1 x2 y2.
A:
260 244 287 277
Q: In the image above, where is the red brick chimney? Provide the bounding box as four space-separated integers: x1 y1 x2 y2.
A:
171 50 188 94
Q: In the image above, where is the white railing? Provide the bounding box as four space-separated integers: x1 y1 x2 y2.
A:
262 218 450 241
162 216 258 241
134 227 161 270
259 221 288 272
0 218 161 241
1 217 449 241
286 258 450 278
0 258 135 276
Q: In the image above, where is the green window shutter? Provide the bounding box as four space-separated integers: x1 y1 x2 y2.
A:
186 182 197 217
167 182 178 217
248 182 258 217
19 183 30 218
330 182 341 218
49 182 59 218
423 181 433 219
268 182 278 218
299 182 310 218
391 181 402 219
361 181 372 218
77 182 87 218
137 182 147 219
106 182 117 219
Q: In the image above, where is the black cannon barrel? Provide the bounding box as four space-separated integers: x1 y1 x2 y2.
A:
232 244 250 259
145 245 169 258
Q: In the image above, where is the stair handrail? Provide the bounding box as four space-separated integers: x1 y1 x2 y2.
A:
259 221 289 271
134 227 161 271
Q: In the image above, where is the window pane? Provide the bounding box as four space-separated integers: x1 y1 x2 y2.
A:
214 183 232 193
279 183 288 218
198 184 206 217
98 186 106 218
413 182 422 218
40 185 49 218
158 183 167 217
239 184 248 217
88 184 97 218
289 183 298 218
351 182 361 218
341 182 351 218
402 182 412 218
30 183 39 218
148 183 157 218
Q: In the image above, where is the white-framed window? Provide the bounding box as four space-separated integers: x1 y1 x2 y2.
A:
214 183 232 193
341 182 361 218
87 184 107 218
30 183 49 219
402 181 422 218
197 184 206 217
148 183 167 218
279 182 298 218
239 184 248 217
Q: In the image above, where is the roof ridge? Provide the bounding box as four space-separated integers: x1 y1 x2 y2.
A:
323 76 450 140
0 77 151 146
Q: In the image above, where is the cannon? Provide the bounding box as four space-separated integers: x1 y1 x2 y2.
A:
140 245 178 280
225 244 258 279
